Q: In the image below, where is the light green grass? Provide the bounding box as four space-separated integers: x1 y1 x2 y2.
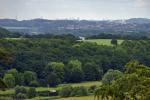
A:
55 95 94 100
36 81 101 92
1 81 100 100
84 39 124 46
28 95 94 100
0 81 101 95
0 89 14 95
5 38 23 40
59 81 101 88
35 87 57 92
27 96 60 100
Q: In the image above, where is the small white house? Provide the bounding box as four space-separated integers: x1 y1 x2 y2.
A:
79 36 85 41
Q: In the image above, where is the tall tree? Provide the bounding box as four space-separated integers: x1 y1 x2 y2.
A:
3 74 15 88
24 71 37 86
50 62 65 82
95 60 150 100
65 59 84 82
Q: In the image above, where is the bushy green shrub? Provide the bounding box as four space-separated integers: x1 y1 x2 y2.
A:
16 93 27 99
89 85 97 93
59 85 73 97
3 74 15 88
27 87 36 98
71 86 88 96
15 86 27 95
59 86 88 97
29 80 39 87
70 87 79 96
77 86 88 96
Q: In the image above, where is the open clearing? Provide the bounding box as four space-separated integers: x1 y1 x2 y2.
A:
84 39 124 46
29 95 94 100
0 81 101 95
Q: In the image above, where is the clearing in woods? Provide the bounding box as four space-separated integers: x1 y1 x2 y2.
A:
83 39 124 45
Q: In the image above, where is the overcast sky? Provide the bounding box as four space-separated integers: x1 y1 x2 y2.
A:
0 0 150 20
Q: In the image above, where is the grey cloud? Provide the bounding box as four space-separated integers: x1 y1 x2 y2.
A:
0 0 149 19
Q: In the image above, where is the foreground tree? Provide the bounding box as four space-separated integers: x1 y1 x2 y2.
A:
65 59 84 82
95 60 150 100
102 69 123 85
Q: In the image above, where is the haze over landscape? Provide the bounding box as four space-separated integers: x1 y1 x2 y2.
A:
0 0 150 20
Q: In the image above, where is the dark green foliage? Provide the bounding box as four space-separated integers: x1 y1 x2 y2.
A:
59 85 73 97
15 86 27 95
0 36 150 86
102 69 123 85
95 60 150 100
24 71 37 86
0 47 11 65
65 59 84 83
111 39 118 45
71 86 88 97
27 87 36 98
16 93 27 99
2 68 38 87
3 74 15 88
77 86 88 96
45 62 65 83
15 86 36 99
83 62 102 81
88 33 150 40
46 72 60 87
29 80 39 87
59 86 88 97
88 85 97 93
0 78 8 90
6 69 23 86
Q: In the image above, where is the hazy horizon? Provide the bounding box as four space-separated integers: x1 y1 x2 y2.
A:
0 0 150 20
0 17 150 21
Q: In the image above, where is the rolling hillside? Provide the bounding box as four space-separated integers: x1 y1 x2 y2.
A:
0 18 150 36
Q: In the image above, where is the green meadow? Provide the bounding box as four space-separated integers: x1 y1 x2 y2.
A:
84 39 124 45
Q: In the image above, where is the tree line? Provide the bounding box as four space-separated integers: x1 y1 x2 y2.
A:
0 35 150 87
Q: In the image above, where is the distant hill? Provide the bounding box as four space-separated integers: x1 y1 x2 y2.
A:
0 18 150 36
126 18 150 24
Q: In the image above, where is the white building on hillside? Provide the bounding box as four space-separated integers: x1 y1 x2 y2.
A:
79 36 85 41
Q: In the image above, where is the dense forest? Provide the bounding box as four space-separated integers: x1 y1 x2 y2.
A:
0 33 150 87
0 27 150 99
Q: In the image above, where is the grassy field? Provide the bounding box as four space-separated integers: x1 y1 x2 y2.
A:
0 81 100 100
59 81 101 88
5 38 25 40
0 81 101 95
35 81 101 92
55 96 94 100
0 89 14 95
29 95 94 100
83 39 124 46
